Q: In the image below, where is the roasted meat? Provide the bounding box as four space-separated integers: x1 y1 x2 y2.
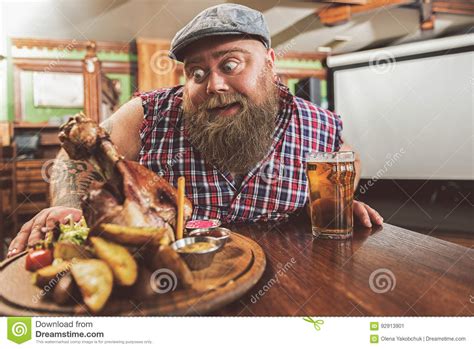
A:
58 113 193 241
54 113 195 313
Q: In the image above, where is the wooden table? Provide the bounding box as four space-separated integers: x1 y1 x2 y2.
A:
215 213 474 316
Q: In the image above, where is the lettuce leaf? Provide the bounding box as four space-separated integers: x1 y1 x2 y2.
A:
58 216 89 245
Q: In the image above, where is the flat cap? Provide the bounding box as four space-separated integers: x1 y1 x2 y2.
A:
170 3 271 62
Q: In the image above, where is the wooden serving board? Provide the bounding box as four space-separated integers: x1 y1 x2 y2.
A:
0 232 266 316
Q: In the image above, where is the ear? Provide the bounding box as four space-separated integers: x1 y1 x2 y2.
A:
266 48 276 69
265 48 275 74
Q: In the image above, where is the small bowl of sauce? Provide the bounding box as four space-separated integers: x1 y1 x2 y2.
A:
188 227 231 246
171 237 223 270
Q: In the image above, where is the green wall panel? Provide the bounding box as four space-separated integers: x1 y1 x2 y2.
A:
105 73 137 106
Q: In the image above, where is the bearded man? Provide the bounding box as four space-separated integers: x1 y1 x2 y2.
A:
8 4 382 257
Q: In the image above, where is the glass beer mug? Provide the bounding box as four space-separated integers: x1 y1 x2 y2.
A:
305 151 355 239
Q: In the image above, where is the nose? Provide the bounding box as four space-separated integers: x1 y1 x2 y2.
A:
206 71 229 95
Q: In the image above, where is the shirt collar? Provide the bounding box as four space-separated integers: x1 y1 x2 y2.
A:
275 79 294 109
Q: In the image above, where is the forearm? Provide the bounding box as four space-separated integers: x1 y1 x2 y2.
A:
49 150 105 208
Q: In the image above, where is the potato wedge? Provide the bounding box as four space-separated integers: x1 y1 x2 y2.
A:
33 261 72 288
70 259 113 313
99 223 170 246
54 241 93 260
90 237 138 286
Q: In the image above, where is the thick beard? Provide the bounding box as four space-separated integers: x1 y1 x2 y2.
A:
182 70 279 174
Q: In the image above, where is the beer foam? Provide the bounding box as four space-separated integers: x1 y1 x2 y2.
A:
306 151 354 163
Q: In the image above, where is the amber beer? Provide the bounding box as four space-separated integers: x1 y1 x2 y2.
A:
306 151 355 239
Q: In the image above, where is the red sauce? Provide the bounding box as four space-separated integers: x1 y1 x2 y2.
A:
186 219 220 230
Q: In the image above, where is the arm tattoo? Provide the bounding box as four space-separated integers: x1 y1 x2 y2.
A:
50 152 105 208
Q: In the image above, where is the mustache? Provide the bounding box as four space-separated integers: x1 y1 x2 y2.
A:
191 93 248 112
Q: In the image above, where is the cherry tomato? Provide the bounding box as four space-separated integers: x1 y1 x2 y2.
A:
25 249 53 271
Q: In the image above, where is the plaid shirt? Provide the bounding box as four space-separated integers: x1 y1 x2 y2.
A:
138 82 343 223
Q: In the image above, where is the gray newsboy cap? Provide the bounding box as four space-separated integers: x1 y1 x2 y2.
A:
170 3 271 62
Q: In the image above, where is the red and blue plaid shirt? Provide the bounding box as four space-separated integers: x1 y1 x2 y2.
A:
138 82 343 223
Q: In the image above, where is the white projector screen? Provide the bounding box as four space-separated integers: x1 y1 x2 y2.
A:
329 40 473 180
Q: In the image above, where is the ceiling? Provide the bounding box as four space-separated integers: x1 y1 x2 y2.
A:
1 0 473 55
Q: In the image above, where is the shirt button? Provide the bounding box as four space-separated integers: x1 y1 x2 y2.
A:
236 194 241 200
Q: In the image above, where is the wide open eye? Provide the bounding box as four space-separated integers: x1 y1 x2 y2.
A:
192 68 206 82
222 61 239 73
